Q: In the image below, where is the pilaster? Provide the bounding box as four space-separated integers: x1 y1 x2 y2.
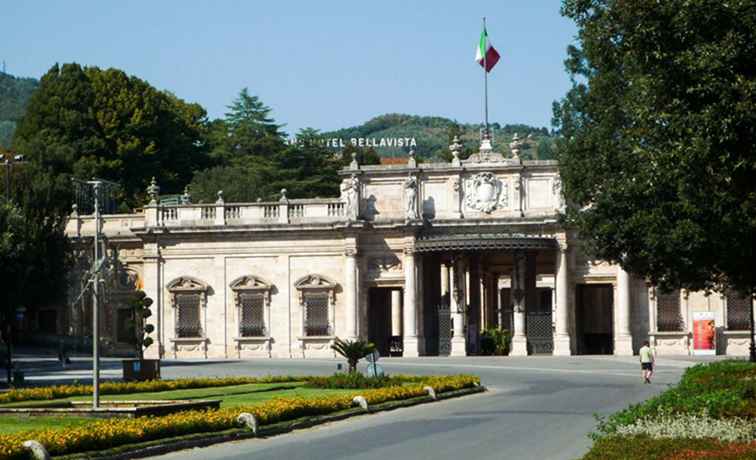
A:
510 251 528 356
614 266 634 355
553 242 572 356
402 248 420 357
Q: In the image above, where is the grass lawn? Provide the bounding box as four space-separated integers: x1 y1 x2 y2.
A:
0 415 92 434
0 382 356 433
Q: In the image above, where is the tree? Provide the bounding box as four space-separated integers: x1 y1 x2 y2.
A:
331 338 376 373
13 63 209 208
536 138 555 160
209 88 286 163
271 128 340 199
0 163 71 385
340 143 381 168
554 0 755 298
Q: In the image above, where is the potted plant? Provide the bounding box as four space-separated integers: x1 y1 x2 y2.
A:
122 290 160 381
331 338 376 373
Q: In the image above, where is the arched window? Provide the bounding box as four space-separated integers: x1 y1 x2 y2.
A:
295 275 338 337
167 276 209 338
230 275 273 337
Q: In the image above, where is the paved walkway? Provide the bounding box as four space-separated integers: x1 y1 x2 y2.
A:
142 356 701 460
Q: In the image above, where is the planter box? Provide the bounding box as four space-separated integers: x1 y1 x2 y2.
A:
122 359 161 382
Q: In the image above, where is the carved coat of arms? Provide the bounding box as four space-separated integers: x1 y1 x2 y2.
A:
464 172 508 213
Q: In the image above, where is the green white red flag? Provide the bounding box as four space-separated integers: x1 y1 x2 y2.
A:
475 27 500 72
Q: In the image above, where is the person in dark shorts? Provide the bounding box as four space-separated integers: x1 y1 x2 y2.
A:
639 340 655 383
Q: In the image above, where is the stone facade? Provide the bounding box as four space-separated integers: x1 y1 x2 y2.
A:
59 137 755 359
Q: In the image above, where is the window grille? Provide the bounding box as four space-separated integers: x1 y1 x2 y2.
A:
727 291 751 331
176 293 202 337
240 292 265 336
304 293 330 336
657 290 683 332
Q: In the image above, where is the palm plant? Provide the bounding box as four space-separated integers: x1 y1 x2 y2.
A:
331 338 376 373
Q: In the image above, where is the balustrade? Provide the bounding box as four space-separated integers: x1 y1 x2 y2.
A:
145 199 347 228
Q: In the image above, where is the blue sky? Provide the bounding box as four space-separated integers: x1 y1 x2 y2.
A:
3 1 577 135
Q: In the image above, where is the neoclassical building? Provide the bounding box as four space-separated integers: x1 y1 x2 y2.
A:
56 135 754 359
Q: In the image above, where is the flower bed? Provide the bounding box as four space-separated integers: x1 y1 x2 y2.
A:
582 361 756 459
0 375 479 460
0 376 305 406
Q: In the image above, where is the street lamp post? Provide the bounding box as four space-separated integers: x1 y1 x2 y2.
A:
71 178 118 409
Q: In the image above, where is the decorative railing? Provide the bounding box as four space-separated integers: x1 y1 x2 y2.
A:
145 199 349 228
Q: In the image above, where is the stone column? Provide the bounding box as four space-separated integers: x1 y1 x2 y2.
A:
391 289 402 337
440 263 450 305
647 285 657 347
496 275 503 328
614 266 634 355
553 245 572 356
344 249 358 341
510 251 528 356
402 249 420 356
450 258 467 356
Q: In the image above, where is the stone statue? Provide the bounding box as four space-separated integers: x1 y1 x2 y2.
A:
341 174 360 220
404 176 418 221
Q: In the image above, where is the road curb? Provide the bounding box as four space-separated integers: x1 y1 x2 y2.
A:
56 386 486 460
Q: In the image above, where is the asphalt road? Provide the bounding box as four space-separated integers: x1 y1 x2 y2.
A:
140 355 701 460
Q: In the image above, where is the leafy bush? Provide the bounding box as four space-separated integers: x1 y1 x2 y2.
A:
615 409 756 442
480 328 511 356
596 361 756 436
306 373 403 389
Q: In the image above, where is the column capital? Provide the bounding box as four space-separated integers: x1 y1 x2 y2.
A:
403 247 415 255
344 248 358 257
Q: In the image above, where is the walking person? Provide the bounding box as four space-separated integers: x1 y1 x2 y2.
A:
639 340 655 383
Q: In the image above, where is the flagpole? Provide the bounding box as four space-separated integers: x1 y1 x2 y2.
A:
483 17 489 139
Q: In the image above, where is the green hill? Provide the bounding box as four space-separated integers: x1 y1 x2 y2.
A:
0 70 554 160
321 113 555 161
0 72 39 148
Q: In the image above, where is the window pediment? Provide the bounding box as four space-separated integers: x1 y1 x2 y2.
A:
230 275 273 307
167 276 209 292
294 274 338 305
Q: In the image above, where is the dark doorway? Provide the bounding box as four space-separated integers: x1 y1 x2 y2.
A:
526 288 554 354
576 284 614 354
368 288 393 357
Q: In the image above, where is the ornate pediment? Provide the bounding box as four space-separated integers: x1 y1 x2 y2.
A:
464 172 509 213
230 275 272 307
167 276 209 292
230 275 271 292
294 274 338 305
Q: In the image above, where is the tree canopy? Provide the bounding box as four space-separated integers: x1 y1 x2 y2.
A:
0 162 71 383
554 0 756 295
190 89 347 202
12 63 210 208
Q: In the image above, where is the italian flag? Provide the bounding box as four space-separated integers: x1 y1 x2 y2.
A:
475 27 500 73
